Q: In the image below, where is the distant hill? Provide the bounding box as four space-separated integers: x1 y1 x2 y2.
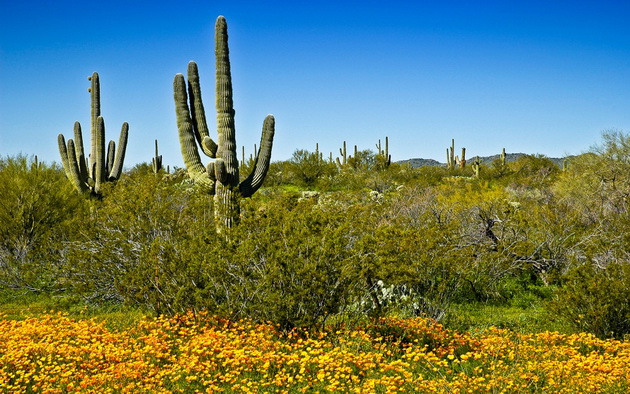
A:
398 153 567 168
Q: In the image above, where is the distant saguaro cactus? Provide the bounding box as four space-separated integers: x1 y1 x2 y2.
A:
447 139 456 170
152 139 163 174
174 16 275 230
376 136 391 168
58 72 128 196
472 156 481 178
336 141 348 167
446 138 466 170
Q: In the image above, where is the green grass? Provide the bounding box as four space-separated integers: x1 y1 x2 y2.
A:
0 287 575 336
0 289 146 331
445 301 572 335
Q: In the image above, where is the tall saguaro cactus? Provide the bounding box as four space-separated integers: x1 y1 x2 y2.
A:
58 72 129 196
174 16 275 230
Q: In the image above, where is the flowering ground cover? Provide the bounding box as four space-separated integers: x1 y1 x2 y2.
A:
0 312 628 393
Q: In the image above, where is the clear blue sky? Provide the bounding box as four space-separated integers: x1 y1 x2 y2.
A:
1 0 629 168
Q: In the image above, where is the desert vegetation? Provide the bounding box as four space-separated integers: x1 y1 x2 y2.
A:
0 130 629 391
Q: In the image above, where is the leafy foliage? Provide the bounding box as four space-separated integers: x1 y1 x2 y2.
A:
0 155 86 291
549 261 630 339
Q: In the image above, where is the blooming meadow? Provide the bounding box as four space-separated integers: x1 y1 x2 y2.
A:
1 313 628 393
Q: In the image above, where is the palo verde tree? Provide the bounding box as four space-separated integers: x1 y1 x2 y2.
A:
58 72 129 196
174 16 275 230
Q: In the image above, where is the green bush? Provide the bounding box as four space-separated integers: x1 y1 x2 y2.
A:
0 155 86 291
61 168 215 313
215 193 358 330
287 149 337 189
549 261 630 339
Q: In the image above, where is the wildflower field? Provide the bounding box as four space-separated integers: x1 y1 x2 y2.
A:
1 313 628 393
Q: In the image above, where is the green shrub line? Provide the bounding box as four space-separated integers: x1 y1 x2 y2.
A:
1 130 629 339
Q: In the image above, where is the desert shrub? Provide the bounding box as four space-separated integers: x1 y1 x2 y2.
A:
346 149 376 170
549 260 630 339
213 193 358 330
506 154 559 187
262 160 297 188
0 155 86 291
554 130 629 225
287 149 337 188
61 169 215 313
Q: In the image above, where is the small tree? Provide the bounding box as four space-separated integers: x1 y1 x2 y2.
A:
288 149 337 188
0 155 85 291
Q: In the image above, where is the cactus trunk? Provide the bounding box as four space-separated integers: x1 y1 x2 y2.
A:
214 16 240 229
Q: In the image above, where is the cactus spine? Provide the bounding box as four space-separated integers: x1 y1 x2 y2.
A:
174 16 275 230
58 72 128 196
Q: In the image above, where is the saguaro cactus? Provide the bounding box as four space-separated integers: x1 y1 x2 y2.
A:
472 156 481 178
376 136 391 168
152 139 163 174
174 16 275 230
445 139 467 170
336 141 348 167
58 72 128 196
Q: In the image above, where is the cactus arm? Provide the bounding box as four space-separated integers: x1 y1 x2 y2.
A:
106 140 115 176
187 61 217 157
66 139 89 193
214 158 228 184
58 135 88 193
58 134 71 178
239 115 275 197
107 122 128 180
174 73 214 190
72 121 89 181
206 161 217 194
